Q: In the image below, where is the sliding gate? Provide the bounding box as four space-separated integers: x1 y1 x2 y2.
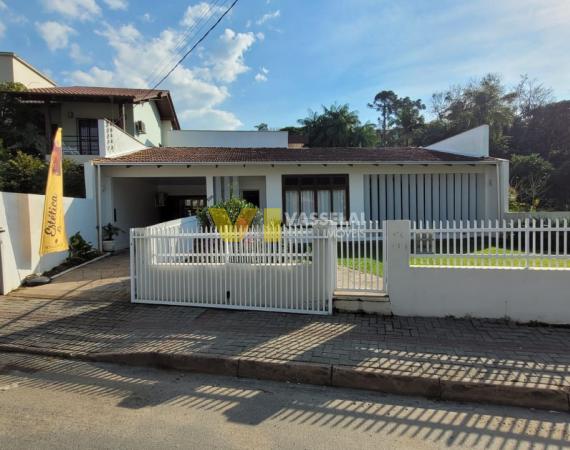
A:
130 223 336 315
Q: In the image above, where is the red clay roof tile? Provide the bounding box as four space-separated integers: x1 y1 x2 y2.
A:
94 146 491 164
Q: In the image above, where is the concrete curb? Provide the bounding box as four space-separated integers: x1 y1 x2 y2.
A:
1 344 568 413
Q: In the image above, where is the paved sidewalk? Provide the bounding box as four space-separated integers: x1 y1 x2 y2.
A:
1 253 570 411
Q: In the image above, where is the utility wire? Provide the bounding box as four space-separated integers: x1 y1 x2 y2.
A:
143 0 228 89
140 0 239 101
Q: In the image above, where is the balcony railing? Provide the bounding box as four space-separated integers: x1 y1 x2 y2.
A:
62 135 100 156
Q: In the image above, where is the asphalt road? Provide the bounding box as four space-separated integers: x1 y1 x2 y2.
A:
0 352 568 450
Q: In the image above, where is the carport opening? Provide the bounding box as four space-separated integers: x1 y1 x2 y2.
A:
111 176 206 249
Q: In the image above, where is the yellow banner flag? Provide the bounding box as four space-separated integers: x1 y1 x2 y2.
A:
39 128 68 256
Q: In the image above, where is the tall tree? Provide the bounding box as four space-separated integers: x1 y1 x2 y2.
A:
392 97 426 146
254 123 269 131
298 103 377 147
431 74 517 156
368 90 399 145
514 74 554 119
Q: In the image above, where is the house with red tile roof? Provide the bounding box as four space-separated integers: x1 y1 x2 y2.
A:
1 53 509 250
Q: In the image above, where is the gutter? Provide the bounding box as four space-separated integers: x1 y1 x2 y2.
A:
92 160 500 167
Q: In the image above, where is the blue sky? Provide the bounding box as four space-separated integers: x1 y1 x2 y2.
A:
1 0 569 130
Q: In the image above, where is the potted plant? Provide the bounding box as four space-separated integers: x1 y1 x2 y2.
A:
101 223 123 252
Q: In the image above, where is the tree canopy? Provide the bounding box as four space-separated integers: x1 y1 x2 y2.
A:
298 103 377 147
279 72 569 211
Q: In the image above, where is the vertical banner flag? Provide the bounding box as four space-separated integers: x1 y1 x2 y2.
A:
39 128 68 256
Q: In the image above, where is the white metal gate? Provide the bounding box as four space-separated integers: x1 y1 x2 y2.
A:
130 222 336 315
335 221 385 293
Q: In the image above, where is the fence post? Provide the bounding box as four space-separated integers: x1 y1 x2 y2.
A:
384 220 411 296
313 220 337 314
129 228 136 302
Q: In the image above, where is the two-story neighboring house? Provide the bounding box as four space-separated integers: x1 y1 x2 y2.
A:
0 52 179 163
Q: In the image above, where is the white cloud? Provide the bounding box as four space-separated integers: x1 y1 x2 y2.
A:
255 32 265 41
179 107 242 130
140 13 153 23
68 23 258 129
181 2 225 28
36 21 76 51
0 21 5 40
66 66 114 85
41 0 101 21
254 66 269 82
204 28 256 83
69 42 92 64
256 10 280 25
102 0 128 10
0 1 6 10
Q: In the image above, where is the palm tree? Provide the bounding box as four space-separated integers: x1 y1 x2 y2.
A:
299 104 376 147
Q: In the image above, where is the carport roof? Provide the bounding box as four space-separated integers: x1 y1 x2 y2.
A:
93 146 496 165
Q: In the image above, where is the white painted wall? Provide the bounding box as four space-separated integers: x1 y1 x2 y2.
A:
164 130 289 148
99 119 148 158
385 221 570 324
427 125 489 158
0 191 97 294
0 53 55 88
132 101 163 147
110 178 160 249
98 162 503 221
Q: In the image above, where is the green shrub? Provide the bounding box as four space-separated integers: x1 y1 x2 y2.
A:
62 159 85 198
196 197 261 228
67 232 98 263
0 148 85 197
0 150 47 194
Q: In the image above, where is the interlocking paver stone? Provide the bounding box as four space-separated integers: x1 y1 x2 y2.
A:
1 252 570 407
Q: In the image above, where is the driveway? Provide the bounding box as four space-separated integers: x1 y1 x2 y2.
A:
10 252 130 302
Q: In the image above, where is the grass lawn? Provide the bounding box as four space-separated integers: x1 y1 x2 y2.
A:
338 246 570 275
412 246 570 268
337 257 384 276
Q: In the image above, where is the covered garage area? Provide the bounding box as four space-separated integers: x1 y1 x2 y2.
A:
100 174 207 249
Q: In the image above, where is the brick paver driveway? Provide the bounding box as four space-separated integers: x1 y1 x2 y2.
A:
1 252 570 408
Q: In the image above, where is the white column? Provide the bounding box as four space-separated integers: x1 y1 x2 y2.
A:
265 173 282 210
205 175 214 206
348 173 365 222
96 165 102 251
384 220 411 297
498 159 510 217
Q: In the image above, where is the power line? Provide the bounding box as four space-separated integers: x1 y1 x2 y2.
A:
144 0 228 89
141 0 239 101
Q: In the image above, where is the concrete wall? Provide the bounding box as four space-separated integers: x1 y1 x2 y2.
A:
0 53 55 88
385 220 570 324
0 191 97 294
59 102 122 136
133 101 163 147
111 178 160 249
99 119 148 158
427 125 489 158
164 130 289 148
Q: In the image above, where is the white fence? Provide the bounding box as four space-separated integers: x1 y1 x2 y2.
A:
335 221 384 292
386 220 570 324
130 222 336 314
411 219 570 268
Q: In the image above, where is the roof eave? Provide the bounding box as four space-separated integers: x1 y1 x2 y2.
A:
93 159 497 166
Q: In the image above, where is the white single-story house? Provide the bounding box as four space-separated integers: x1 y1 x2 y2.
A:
0 52 509 251
87 121 508 250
